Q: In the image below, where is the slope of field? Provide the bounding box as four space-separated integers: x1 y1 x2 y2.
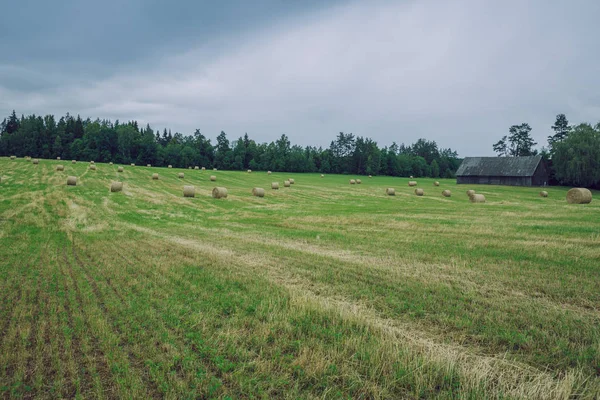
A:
1 157 599 399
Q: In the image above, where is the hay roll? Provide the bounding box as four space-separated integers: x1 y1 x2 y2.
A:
213 168 217 171
470 194 486 203
434 181 440 186
10 156 16 160
188 166 192 169
89 165 96 170
56 165 64 171
566 188 592 204
408 181 417 187
152 173 159 180
386 188 395 196
356 179 362 184
195 166 200 170
178 173 184 179
466 190 476 198
168 165 172 168
247 169 252 173
67 176 77 186
272 182 279 190
202 167 206 171
284 180 291 187
72 160 76 164
110 182 123 192
414 188 424 196
90 161 95 164
212 187 228 199
131 163 135 167
409 175 414 178
109 162 113 165
117 166 124 172
368 175 372 178
147 164 152 167
268 171 272 175
57 157 61 160
289 178 295 184
539 191 548 198
183 185 195 198
350 179 356 185
321 174 324 178
252 187 265 197
32 159 40 164
442 190 451 197
210 175 216 181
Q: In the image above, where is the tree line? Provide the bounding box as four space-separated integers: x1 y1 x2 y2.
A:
492 114 600 188
0 111 462 178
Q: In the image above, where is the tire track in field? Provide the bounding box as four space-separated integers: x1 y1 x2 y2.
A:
56 246 76 399
63 246 116 400
23 272 41 395
71 241 162 400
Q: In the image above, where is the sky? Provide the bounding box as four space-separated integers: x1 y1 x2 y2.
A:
1 0 599 156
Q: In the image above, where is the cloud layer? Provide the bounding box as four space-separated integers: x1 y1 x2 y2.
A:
2 0 599 155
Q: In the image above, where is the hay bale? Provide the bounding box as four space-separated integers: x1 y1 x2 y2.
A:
117 166 124 172
470 194 486 203
539 191 548 198
168 165 172 168
178 173 184 179
212 187 228 199
110 182 123 192
434 181 440 186
247 169 252 173
72 160 76 164
10 156 15 160
147 164 152 167
67 176 77 186
386 188 395 196
415 188 424 196
90 161 95 164
408 181 417 186
289 178 295 184
268 171 272 175
321 174 324 178
466 190 476 198
409 175 414 179
57 157 61 160
566 188 592 204
32 159 40 164
284 180 291 187
202 167 206 171
272 182 279 190
152 173 159 180
350 179 356 184
442 190 451 197
213 168 217 171
131 163 135 167
56 165 64 171
89 165 96 171
188 166 191 169
183 185 195 198
368 175 372 178
210 175 216 181
252 187 265 197
356 179 362 184
195 166 200 170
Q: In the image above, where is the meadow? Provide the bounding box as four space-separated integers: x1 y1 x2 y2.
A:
0 157 599 399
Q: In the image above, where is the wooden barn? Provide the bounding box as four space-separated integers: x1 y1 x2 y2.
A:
456 155 548 186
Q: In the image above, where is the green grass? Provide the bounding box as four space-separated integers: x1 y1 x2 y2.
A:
1 157 599 399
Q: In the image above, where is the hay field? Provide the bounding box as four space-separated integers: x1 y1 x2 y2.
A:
0 157 599 399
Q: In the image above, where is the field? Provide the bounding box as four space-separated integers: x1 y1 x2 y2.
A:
0 157 599 399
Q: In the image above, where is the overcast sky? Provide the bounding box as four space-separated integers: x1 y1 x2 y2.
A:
1 0 599 156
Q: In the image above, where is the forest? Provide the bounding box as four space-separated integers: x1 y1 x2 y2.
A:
0 111 461 178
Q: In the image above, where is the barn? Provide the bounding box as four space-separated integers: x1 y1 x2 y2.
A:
456 155 548 186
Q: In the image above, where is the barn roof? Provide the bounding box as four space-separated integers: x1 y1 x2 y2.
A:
455 155 542 177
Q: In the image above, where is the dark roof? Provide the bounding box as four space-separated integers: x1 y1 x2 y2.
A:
456 155 542 177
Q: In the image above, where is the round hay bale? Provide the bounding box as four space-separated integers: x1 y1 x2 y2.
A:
350 179 356 184
32 159 40 165
213 168 217 171
210 175 216 181
202 167 206 171
466 189 476 198
566 188 592 204
368 175 372 178
109 162 113 165
117 166 124 172
268 171 272 175
10 156 16 160
178 173 184 179
252 187 265 197
386 188 395 196
356 179 362 184
90 161 95 164
212 187 228 199
131 163 135 167
442 190 451 197
168 165 172 168
188 166 192 169
57 157 61 160
72 160 76 164
272 182 279 190
539 191 548 198
289 178 295 184
321 174 324 178
147 164 152 167
408 181 417 187
152 173 159 180
56 165 64 171
67 176 77 186
247 169 252 173
434 181 440 186
415 188 424 196
183 185 195 198
284 180 291 187
409 175 414 179
470 194 486 203
110 182 123 192
89 165 96 171
195 166 200 170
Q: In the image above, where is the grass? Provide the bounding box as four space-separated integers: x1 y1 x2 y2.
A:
0 157 599 399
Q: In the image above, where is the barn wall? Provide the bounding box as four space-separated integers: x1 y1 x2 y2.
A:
457 176 533 186
531 162 549 186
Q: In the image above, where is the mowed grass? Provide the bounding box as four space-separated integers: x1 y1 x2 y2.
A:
0 157 599 399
